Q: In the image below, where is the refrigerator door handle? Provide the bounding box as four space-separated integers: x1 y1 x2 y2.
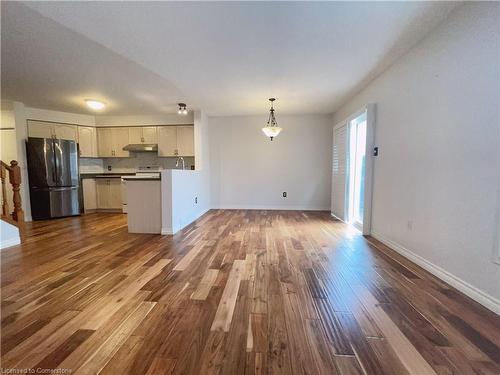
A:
50 187 78 192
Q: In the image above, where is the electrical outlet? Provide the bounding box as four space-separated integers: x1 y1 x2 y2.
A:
107 165 112 171
195 197 198 204
282 192 287 198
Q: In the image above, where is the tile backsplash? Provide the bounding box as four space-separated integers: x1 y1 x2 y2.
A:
80 152 195 173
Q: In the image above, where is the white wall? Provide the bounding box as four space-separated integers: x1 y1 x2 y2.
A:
333 2 500 311
0 106 18 208
209 114 332 210
161 169 209 234
0 219 20 249
160 110 211 234
25 106 95 126
94 113 193 126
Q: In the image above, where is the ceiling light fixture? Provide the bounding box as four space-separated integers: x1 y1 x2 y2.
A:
178 103 188 115
85 99 105 110
262 98 282 141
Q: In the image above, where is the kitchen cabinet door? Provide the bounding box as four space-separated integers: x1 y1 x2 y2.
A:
111 128 130 157
78 126 97 157
158 126 177 157
129 127 157 144
177 126 194 156
142 127 158 143
82 178 97 211
128 127 143 144
108 179 122 209
96 179 110 208
97 128 114 157
53 124 77 141
27 121 54 139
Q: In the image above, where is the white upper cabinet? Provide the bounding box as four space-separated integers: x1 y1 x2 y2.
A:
97 128 130 157
112 128 130 157
78 126 97 157
53 124 77 141
176 126 194 157
27 121 54 138
129 126 158 144
128 127 143 144
27 121 77 141
158 126 178 156
158 126 194 157
26 122 193 159
97 128 114 157
142 127 158 143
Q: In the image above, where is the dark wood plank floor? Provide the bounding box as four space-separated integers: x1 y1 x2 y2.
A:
1 210 499 374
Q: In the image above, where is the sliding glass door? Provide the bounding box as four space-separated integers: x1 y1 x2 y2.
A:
347 112 367 230
331 105 374 235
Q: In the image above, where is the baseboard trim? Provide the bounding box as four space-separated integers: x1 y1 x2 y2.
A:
161 228 173 235
0 237 21 250
371 231 500 315
162 208 210 236
330 212 345 221
214 205 330 211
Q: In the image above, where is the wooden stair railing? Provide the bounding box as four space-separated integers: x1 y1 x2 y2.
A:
1 160 24 223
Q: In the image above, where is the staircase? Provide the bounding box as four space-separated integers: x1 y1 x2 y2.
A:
1 160 24 224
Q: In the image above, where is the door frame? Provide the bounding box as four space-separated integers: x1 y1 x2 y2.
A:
332 103 376 235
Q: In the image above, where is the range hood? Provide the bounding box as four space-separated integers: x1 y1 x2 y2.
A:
122 144 158 152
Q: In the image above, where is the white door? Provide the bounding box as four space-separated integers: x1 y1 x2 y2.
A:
331 123 348 220
347 113 367 230
331 104 375 235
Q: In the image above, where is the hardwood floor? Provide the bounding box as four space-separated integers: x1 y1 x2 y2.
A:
1 210 499 374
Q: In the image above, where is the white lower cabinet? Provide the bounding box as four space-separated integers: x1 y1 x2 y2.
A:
96 178 122 209
82 179 97 211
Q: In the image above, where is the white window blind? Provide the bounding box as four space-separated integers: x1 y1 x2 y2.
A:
332 123 348 220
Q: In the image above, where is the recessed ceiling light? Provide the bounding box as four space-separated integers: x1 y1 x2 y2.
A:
85 99 105 110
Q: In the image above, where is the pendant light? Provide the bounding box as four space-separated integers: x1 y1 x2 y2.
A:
262 98 282 141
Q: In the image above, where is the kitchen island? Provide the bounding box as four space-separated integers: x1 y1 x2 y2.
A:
124 169 208 235
123 175 162 233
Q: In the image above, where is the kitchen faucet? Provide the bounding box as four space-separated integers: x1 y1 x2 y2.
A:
175 156 185 170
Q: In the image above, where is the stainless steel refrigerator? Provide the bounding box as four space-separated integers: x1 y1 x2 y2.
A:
26 137 80 220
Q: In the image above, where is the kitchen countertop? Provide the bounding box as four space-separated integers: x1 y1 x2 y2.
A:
80 173 135 179
121 176 161 181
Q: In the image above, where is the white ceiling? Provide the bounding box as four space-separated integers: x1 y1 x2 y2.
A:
2 1 460 116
